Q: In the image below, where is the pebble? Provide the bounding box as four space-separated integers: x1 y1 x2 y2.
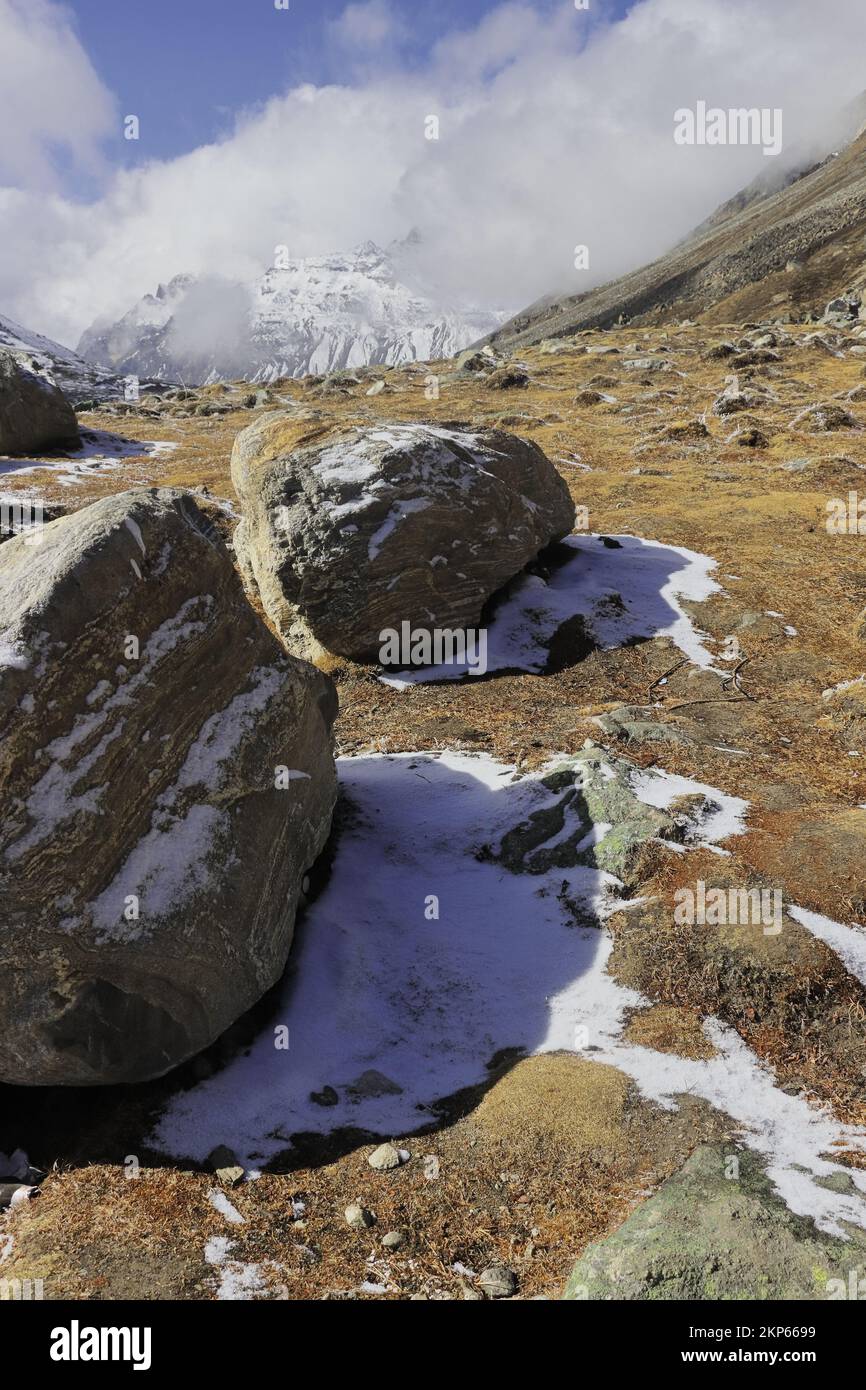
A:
367 1143 405 1172
345 1202 376 1229
310 1085 339 1107
478 1265 518 1299
381 1230 405 1250
217 1166 245 1188
0 1149 35 1182
205 1145 245 1187
206 1144 238 1171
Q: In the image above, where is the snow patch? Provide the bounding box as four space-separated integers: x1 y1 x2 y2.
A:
382 534 721 686
153 750 866 1236
789 905 866 989
208 1189 245 1225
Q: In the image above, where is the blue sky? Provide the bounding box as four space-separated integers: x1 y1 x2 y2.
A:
68 0 635 166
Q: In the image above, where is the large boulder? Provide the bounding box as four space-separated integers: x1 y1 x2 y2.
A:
231 418 576 661
0 350 78 456
823 294 861 327
0 488 337 1085
564 1143 866 1300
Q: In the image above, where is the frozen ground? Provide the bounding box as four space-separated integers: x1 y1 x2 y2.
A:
790 905 866 989
381 533 722 687
0 430 177 487
153 750 866 1238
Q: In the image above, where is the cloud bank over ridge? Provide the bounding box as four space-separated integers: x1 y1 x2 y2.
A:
2 0 866 346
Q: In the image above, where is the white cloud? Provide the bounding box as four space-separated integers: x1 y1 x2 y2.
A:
328 0 405 51
0 0 116 191
165 278 253 377
2 0 866 348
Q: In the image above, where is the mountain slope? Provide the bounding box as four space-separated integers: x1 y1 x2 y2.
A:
0 313 123 405
488 128 866 351
78 241 505 385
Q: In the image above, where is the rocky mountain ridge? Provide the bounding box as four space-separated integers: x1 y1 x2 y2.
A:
0 313 123 406
77 239 505 386
488 120 866 352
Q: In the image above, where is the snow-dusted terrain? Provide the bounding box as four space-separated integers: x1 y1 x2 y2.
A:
150 546 866 1240
153 750 866 1239
381 533 724 687
0 313 122 405
77 238 506 385
0 429 176 487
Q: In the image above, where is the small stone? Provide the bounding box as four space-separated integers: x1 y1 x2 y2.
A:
217 1166 245 1188
735 427 769 449
381 1230 406 1250
367 1143 405 1172
310 1085 339 1107
789 402 856 432
345 1070 403 1100
345 1202 376 1229
485 365 530 389
623 357 670 372
662 419 709 442
461 1282 484 1300
0 1149 33 1182
478 1265 518 1299
206 1145 238 1172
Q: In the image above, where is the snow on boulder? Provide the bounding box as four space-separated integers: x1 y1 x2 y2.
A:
231 418 576 662
0 488 337 1085
0 348 78 456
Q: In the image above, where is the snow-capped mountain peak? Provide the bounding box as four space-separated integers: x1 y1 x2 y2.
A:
77 241 505 385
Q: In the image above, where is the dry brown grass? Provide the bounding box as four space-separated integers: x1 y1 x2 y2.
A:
2 1053 729 1300
623 1005 718 1060
4 321 866 1296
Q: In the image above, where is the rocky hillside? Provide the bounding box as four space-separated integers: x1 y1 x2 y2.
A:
77 239 505 386
489 125 866 351
0 313 123 406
